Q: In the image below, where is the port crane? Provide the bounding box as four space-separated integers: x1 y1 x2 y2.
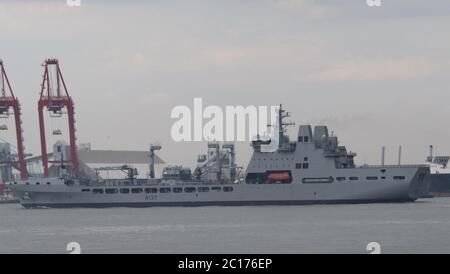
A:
38 59 79 177
0 59 27 180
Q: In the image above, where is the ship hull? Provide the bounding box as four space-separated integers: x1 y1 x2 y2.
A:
20 199 417 208
8 166 430 208
428 173 450 197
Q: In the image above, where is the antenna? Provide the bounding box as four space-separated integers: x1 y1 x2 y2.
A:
277 104 295 146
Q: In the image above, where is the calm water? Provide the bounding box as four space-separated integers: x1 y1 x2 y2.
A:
1 198 450 254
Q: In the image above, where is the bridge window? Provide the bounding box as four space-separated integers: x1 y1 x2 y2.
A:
81 189 91 192
393 176 405 180
120 188 130 194
93 188 104 194
336 177 346 182
366 176 378 180
211 187 221 192
198 187 209 192
131 188 143 194
184 187 196 193
298 136 303 142
349 177 359 181
304 136 309 142
105 188 118 194
145 188 157 193
159 187 171 193
223 186 234 192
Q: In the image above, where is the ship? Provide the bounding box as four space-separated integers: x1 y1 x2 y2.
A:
425 145 450 197
7 105 431 208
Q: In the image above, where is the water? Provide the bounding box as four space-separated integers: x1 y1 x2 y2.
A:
1 198 450 253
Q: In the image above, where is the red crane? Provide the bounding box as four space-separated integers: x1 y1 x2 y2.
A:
38 59 79 177
0 59 27 180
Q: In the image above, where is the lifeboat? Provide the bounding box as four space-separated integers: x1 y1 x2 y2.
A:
267 172 291 182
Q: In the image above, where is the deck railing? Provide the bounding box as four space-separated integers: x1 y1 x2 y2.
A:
357 164 428 169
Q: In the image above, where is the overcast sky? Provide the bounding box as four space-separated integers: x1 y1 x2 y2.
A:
1 0 450 170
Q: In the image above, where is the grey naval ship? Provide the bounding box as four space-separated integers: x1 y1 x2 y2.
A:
8 106 431 208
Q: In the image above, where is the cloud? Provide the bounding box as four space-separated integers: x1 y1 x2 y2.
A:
204 48 255 67
274 0 450 21
300 58 446 83
275 0 307 8
1 0 450 165
137 92 173 106
0 1 90 40
274 0 335 19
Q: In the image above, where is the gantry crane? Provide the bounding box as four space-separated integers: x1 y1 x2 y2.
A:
0 59 27 180
38 59 79 177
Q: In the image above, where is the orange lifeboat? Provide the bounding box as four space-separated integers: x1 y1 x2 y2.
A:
267 172 291 182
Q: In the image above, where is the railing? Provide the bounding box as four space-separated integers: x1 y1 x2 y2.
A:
78 178 243 187
357 164 428 169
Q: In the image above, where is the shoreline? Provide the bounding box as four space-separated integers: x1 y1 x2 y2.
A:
0 199 19 204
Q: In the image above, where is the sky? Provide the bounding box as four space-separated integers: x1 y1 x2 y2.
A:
1 0 450 171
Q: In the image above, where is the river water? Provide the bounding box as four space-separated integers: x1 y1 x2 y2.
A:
1 198 450 253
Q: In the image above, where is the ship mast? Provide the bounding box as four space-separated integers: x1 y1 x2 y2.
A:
277 104 295 147
252 104 295 151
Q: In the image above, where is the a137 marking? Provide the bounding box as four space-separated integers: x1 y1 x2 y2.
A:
145 194 157 201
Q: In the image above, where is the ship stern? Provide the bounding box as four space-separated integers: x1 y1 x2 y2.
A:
407 166 431 200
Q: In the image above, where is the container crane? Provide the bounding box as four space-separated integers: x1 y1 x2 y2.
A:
0 59 27 180
38 59 78 177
